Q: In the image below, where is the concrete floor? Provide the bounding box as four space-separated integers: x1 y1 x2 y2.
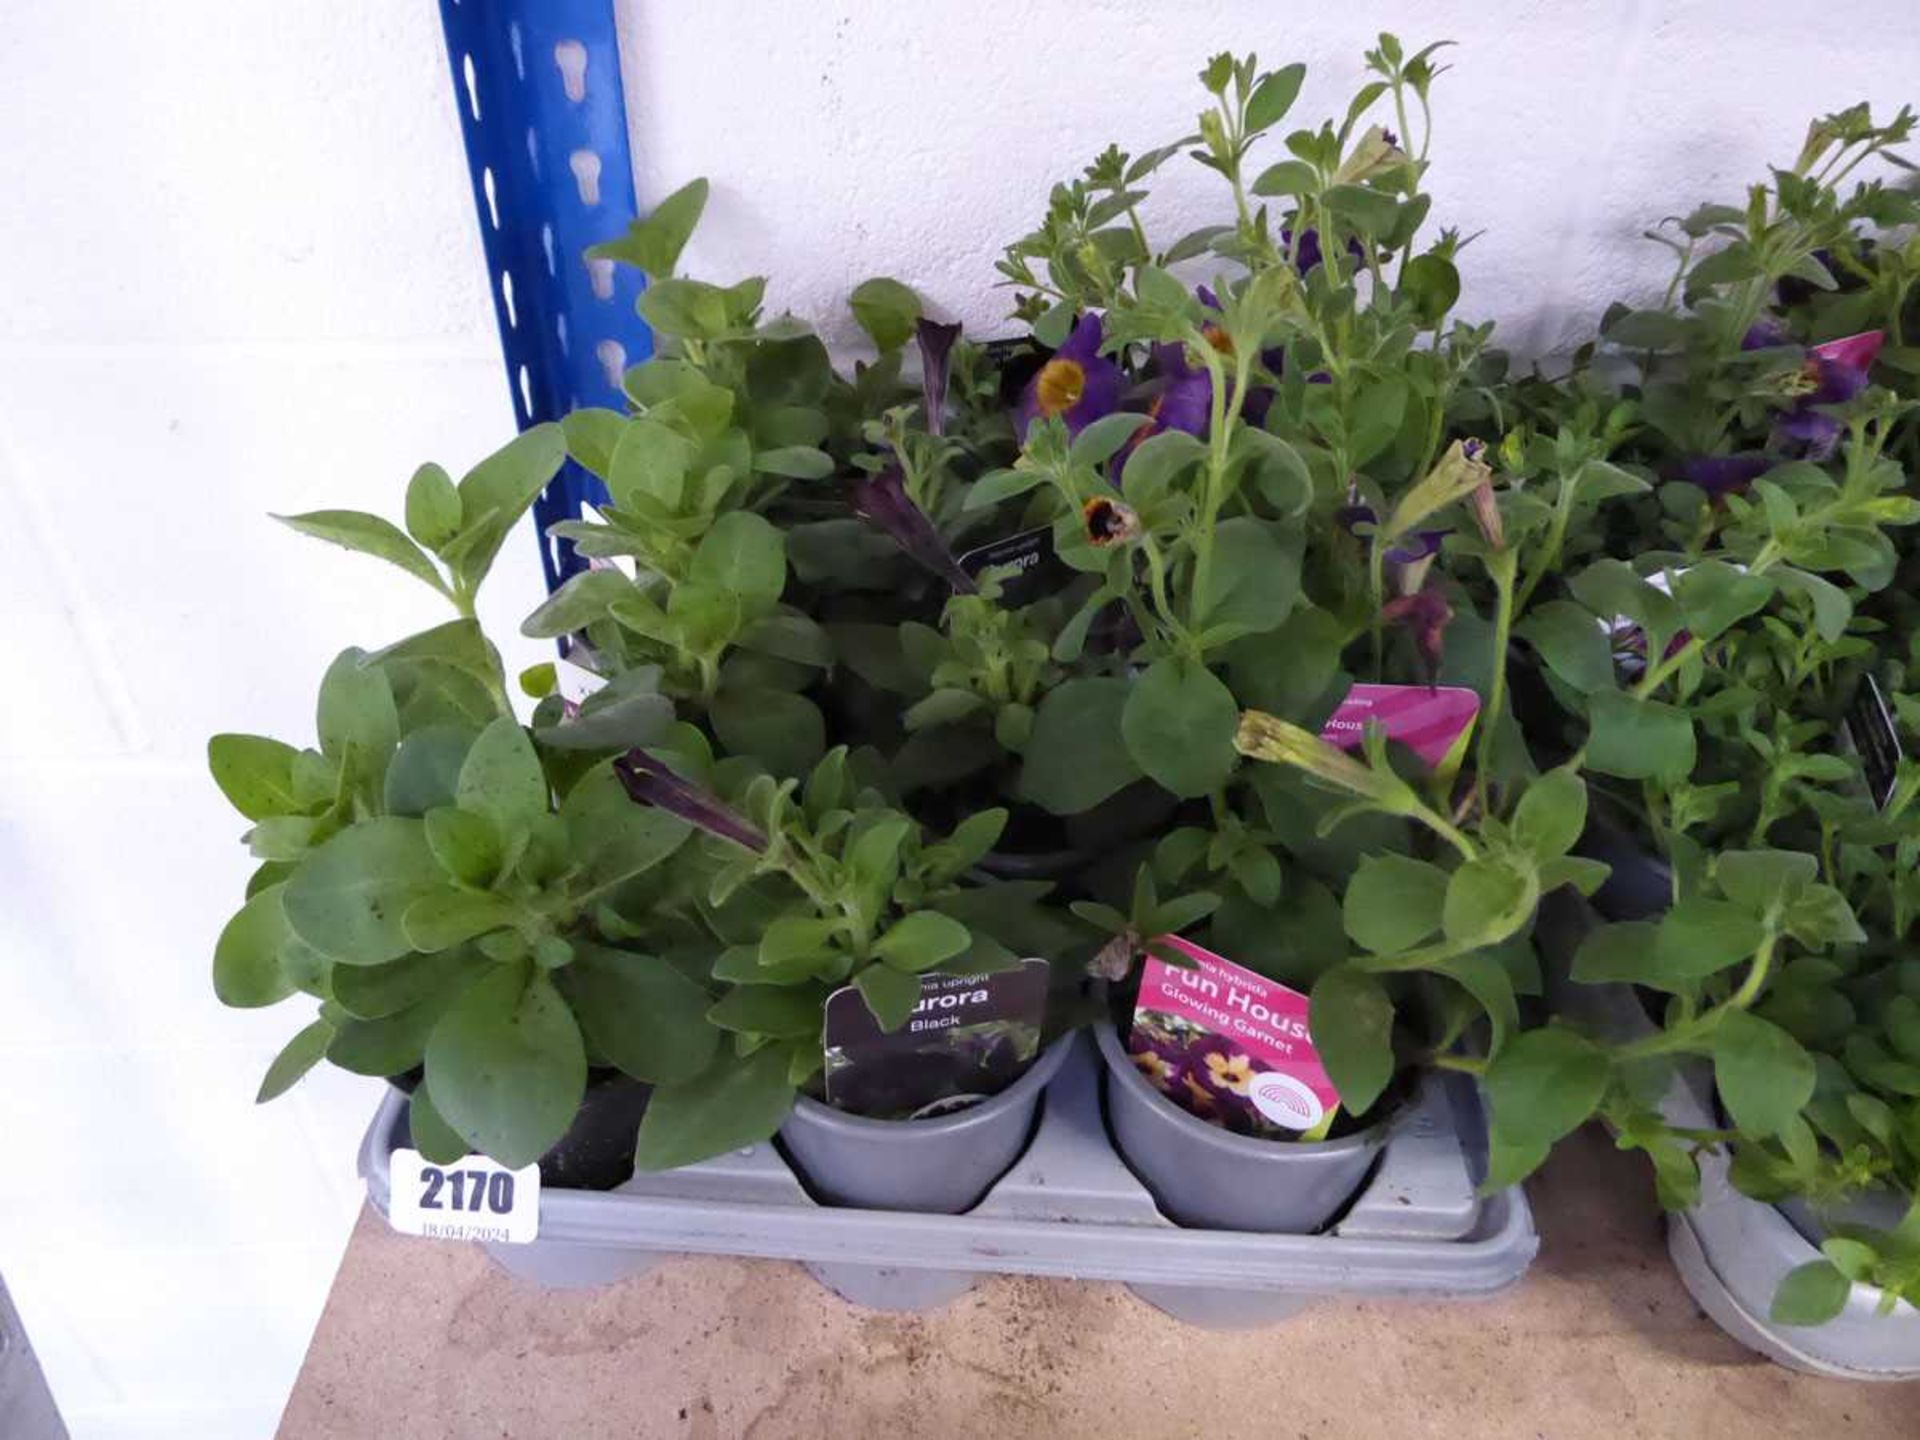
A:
280 1126 1918 1438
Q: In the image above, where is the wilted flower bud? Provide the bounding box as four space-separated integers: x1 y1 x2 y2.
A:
1233 711 1404 802
1466 480 1505 550
1384 439 1494 540
1334 125 1410 184
1083 496 1141 546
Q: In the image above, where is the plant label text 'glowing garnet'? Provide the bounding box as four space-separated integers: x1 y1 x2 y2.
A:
1127 937 1343 1139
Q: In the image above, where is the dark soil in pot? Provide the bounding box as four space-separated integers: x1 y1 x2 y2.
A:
391 1066 651 1192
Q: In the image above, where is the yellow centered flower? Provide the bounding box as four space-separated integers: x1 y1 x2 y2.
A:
1034 357 1087 417
1204 1051 1256 1095
1131 1050 1176 1088
1181 1073 1217 1110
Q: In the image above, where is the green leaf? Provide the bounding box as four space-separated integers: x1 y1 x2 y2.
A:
404 463 462 551
559 407 627 479
327 997 445 1077
406 1081 470 1164
589 176 708 278
1484 1027 1609 1148
451 424 568 592
380 726 474 820
1342 853 1449 954
1120 658 1240 798
256 1017 334 1102
331 947 482 1021
707 984 825 1038
559 763 692 894
1672 559 1774 642
519 567 634 639
752 445 835 479
455 717 548 835
213 885 295 1008
1308 965 1396 1114
605 417 694 512
316 649 399 770
401 889 521 952
557 943 720 1083
1570 921 1664 986
424 960 586 1168
1586 691 1695 781
1245 61 1305 130
1770 1261 1853 1326
710 687 825 778
634 1042 796 1170
1119 429 1206 506
283 817 446 964
855 962 923 1031
1019 677 1142 815
1250 160 1317 197
1070 411 1155 468
272 509 446 596
1194 517 1301 643
1774 567 1852 642
963 465 1050 511
1442 858 1536 948
1325 183 1401 236
848 276 922 351
1715 1009 1816 1138
639 277 733 338
1512 767 1587 860
1656 898 1769 982
738 612 833 668
424 805 503 886
1714 849 1817 912
873 912 971 973
689 510 786 606
1399 253 1460 328
208 735 303 821
1518 601 1617 695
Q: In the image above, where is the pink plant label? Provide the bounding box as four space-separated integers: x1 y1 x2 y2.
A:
1319 682 1481 770
1127 936 1341 1136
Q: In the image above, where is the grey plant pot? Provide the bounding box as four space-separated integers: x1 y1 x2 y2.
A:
1094 1022 1389 1233
778 1033 1077 1214
1540 893 1920 1379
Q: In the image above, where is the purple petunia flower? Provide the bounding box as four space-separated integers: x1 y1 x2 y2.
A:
1741 316 1792 351
1675 453 1770 501
1016 313 1123 440
915 318 962 438
613 749 768 853
1773 330 1883 459
1338 503 1447 593
852 466 977 591
1282 227 1368 278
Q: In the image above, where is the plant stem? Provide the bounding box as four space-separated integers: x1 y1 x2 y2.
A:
1475 550 1519 816
1515 467 1582 614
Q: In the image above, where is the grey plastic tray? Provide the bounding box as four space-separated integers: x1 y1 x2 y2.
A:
1541 895 1920 1379
358 1034 1536 1326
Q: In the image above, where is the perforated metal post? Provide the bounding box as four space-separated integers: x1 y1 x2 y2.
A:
436 0 651 591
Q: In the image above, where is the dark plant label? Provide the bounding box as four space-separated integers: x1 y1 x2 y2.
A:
956 526 1070 607
389 1149 540 1244
1319 682 1481 771
823 960 1049 1119
1128 936 1342 1139
1845 674 1904 809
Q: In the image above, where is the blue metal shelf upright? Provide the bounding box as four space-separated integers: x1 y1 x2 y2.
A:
436 0 652 590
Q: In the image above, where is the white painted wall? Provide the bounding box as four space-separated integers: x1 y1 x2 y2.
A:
0 7 526 1439
618 1 1920 360
0 3 1915 1437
